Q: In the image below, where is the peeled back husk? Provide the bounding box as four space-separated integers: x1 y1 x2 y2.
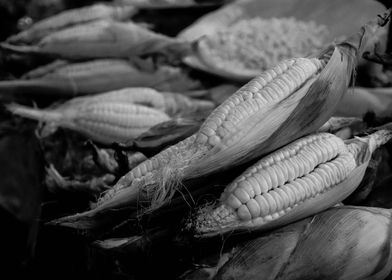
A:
208 206 392 280
191 123 392 236
51 12 388 228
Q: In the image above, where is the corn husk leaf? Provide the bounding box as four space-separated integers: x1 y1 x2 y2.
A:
132 117 204 155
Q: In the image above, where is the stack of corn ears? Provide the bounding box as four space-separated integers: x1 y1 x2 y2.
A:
191 123 392 236
0 58 202 97
1 19 189 60
187 206 392 280
49 11 385 230
6 3 138 45
7 87 214 144
49 12 390 229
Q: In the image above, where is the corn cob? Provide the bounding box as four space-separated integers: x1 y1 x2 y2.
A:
51 13 388 228
45 87 213 118
6 100 171 144
1 20 189 60
0 59 202 97
206 206 392 280
192 123 392 236
6 3 137 45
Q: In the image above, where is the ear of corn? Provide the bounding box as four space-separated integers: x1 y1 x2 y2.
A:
51 12 388 228
212 206 392 280
6 3 137 45
0 59 202 97
1 20 189 60
192 123 392 236
6 100 171 144
51 87 214 117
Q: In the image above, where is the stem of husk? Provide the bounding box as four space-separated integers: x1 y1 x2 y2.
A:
365 122 392 154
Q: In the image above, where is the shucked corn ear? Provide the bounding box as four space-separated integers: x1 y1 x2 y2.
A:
51 12 389 228
192 124 392 236
205 206 392 280
6 99 170 144
6 3 137 45
0 59 202 97
1 20 189 60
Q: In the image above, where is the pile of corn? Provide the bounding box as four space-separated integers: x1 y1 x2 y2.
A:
199 17 328 73
1 1 392 280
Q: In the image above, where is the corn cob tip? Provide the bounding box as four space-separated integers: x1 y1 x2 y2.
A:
189 203 239 235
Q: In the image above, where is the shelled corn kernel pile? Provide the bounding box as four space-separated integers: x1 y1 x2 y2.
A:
198 17 328 73
1 0 392 279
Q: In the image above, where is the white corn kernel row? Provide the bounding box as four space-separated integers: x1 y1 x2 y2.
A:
218 133 356 222
196 57 323 145
222 133 345 199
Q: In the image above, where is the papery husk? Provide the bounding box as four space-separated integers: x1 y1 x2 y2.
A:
132 117 204 155
1 20 190 60
212 206 392 280
50 11 388 229
0 59 202 99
